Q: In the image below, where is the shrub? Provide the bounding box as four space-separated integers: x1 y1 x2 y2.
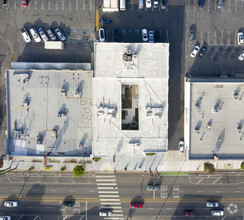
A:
93 157 102 162
240 163 244 169
28 166 35 171
73 165 85 177
204 163 215 174
146 153 156 156
61 166 66 171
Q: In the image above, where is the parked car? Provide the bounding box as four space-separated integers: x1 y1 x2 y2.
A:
47 29 57 41
0 217 11 220
153 0 159 8
38 28 48 41
189 29 195 44
142 29 148 42
113 28 120 42
149 30 154 43
99 28 105 42
30 28 41 43
63 200 75 207
199 46 207 57
178 140 184 154
238 32 244 45
238 50 244 61
146 0 152 8
161 0 166 9
190 45 200 58
147 185 159 191
183 209 195 216
2 0 7 8
130 202 143 208
100 18 112 25
99 209 112 216
4 201 18 208
198 0 205 7
217 0 224 9
21 28 31 43
211 210 224 216
206 202 219 208
55 28 66 41
21 0 27 7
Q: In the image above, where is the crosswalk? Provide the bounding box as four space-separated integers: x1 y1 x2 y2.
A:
5 0 95 11
96 172 124 220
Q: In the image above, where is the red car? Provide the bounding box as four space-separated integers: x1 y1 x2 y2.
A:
183 209 195 216
22 0 28 7
130 202 143 209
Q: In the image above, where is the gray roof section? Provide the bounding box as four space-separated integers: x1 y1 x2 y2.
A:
6 68 93 156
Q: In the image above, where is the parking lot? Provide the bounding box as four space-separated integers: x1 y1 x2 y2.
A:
185 0 244 77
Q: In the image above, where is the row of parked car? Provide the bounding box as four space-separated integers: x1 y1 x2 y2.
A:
21 27 66 43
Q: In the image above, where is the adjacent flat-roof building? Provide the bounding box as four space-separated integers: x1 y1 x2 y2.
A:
6 62 93 157
92 43 169 158
185 78 244 160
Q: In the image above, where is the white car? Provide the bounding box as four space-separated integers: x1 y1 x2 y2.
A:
237 32 244 45
30 28 41 43
146 0 152 8
149 31 154 43
178 140 184 154
4 201 18 208
38 28 48 42
142 29 148 42
211 210 224 216
47 29 57 41
238 50 244 61
21 28 31 43
206 202 219 208
99 28 105 42
99 209 112 216
55 28 66 41
0 217 11 220
190 45 200 58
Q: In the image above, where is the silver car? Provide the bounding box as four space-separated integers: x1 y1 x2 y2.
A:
38 28 48 41
55 28 66 41
211 210 224 216
47 29 57 41
4 201 18 208
190 45 200 58
206 202 219 208
21 28 31 43
142 29 148 42
238 50 244 61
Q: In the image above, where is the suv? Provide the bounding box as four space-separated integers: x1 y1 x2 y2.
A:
142 29 148 42
2 0 7 8
47 29 57 41
199 46 207 57
190 45 200 58
189 29 195 44
147 185 159 191
21 28 31 43
30 28 41 43
55 28 66 41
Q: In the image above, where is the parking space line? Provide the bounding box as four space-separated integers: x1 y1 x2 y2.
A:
235 0 238 12
35 0 37 10
221 30 224 45
55 1 58 10
62 0 65 10
83 0 85 10
212 178 220 184
69 0 71 10
228 0 231 12
197 177 204 184
41 0 44 10
48 1 51 10
207 0 210 12
214 30 217 45
90 0 93 10
200 31 203 44
17 215 23 220
228 31 231 45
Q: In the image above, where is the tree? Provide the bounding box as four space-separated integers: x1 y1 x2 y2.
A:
240 163 244 170
204 163 215 174
73 165 85 177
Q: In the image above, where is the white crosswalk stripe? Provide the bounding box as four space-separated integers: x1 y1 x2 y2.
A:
96 173 124 219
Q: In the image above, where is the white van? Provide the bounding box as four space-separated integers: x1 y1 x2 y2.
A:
138 0 144 9
120 0 126 11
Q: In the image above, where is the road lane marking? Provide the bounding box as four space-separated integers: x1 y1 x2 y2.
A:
113 210 123 213
96 175 116 178
197 178 204 184
99 195 119 198
98 187 118 190
83 0 85 10
97 183 117 186
99 191 119 194
96 179 116 182
101 202 121 205
212 178 220 184
101 206 122 209
100 199 121 202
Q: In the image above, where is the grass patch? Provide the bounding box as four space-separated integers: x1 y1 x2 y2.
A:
146 153 156 156
93 157 102 162
73 165 85 177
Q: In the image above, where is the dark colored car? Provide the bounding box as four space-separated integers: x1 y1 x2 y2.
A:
63 200 75 207
153 0 159 8
100 19 112 25
113 29 120 42
22 0 27 7
199 46 207 57
161 0 166 9
198 0 205 7
183 209 196 216
189 29 195 44
2 0 7 8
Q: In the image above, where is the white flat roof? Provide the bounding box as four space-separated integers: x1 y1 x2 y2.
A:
6 67 93 156
94 43 169 79
185 78 244 159
93 43 169 157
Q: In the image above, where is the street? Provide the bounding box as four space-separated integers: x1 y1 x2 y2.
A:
0 171 243 219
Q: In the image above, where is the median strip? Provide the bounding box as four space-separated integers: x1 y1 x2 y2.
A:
160 172 188 176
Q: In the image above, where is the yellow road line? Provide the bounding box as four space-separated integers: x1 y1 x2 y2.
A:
96 9 99 31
